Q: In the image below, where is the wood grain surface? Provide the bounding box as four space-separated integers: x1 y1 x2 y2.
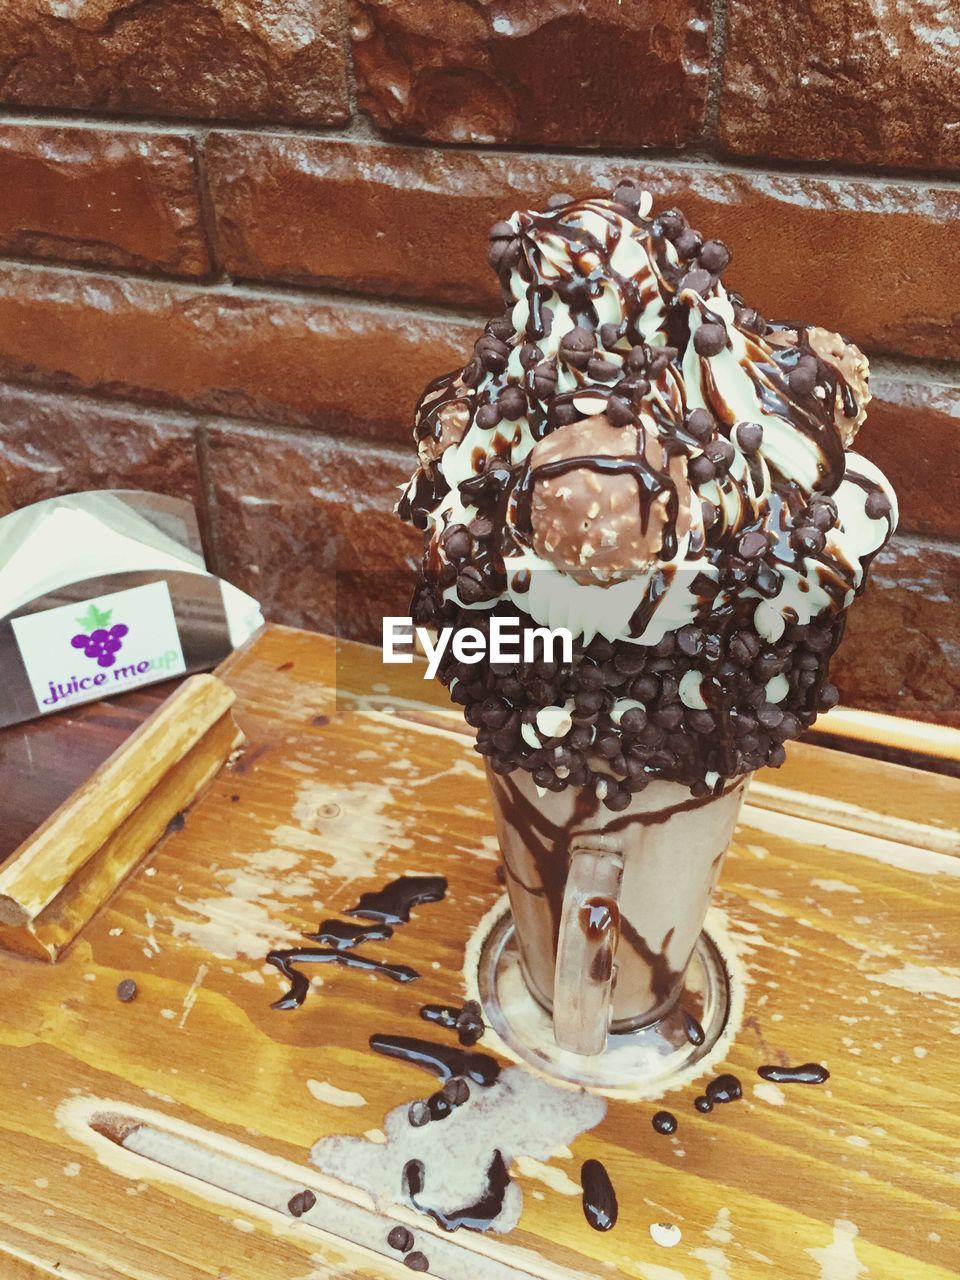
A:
1 626 957 1280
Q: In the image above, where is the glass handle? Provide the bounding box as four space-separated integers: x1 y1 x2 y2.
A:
552 848 624 1056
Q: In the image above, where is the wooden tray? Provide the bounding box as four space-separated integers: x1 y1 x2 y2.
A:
1 625 957 1279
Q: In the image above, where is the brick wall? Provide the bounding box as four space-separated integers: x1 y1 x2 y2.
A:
0 0 957 724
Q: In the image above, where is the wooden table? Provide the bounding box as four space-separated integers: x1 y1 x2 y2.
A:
1 626 957 1279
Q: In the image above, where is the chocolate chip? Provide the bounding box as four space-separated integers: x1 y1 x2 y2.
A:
404 1252 429 1272
461 357 483 388
546 192 574 209
788 359 817 396
408 1100 431 1127
488 221 520 272
427 1091 452 1120
441 1077 470 1106
624 344 650 372
475 403 500 429
658 209 686 239
612 181 648 213
699 239 731 272
553 400 579 426
818 682 840 710
587 355 620 380
620 707 647 733
685 408 714 441
599 322 623 349
792 525 826 555
443 525 471 562
469 516 494 539
737 307 766 335
704 438 735 472
653 704 683 730
808 497 838 531
603 787 632 812
675 229 703 258
688 709 716 734
388 1225 414 1253
688 454 716 486
457 567 487 604
864 491 892 519
757 702 784 729
116 979 138 1003
288 1189 316 1217
498 385 527 421
693 323 726 357
680 267 712 296
559 325 595 369
677 625 703 657
738 530 768 559
532 360 558 398
475 334 510 374
519 342 543 369
606 396 635 426
736 422 763 453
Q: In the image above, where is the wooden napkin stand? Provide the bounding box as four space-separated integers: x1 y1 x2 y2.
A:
0 675 242 962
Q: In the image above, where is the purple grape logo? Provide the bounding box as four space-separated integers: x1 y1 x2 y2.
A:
71 603 129 668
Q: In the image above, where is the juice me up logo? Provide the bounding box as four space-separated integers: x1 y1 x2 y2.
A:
11 581 188 715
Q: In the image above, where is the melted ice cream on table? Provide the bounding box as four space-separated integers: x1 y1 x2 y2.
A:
399 186 896 804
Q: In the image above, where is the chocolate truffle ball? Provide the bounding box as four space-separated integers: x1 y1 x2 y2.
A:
524 414 692 585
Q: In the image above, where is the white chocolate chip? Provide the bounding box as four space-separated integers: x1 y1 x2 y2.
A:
765 674 790 703
520 722 541 749
536 703 574 739
679 670 708 709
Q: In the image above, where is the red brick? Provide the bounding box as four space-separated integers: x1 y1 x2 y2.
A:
832 536 960 727
0 266 475 445
205 424 421 640
718 0 960 172
205 135 960 361
0 1 348 125
0 384 201 516
0 125 210 278
350 0 710 148
860 375 960 541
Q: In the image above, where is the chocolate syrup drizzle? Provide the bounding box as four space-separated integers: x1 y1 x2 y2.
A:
758 1063 829 1085
580 1159 618 1231
404 1151 510 1232
369 1035 501 1087
267 949 419 1009
304 920 394 949
347 876 448 925
705 1073 743 1105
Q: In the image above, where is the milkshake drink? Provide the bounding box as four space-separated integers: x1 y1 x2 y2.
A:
398 185 896 1054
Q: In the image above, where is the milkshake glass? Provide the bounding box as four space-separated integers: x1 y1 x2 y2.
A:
486 766 749 1055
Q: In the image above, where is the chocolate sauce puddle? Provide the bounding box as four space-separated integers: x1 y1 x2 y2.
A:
758 1063 829 1085
346 876 448 925
652 1110 678 1135
705 1073 742 1105
304 920 394 949
267 949 419 1010
682 1009 706 1046
580 1158 618 1231
370 1035 501 1087
404 1151 510 1232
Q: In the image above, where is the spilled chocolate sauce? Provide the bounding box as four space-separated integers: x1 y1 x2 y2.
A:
705 1073 742 1105
369 1035 501 1087
652 1110 678 1135
758 1063 829 1085
267 949 419 1010
682 1009 706 1046
404 1151 510 1232
694 1095 713 1113
304 919 394 949
346 876 448 925
419 1002 485 1046
580 1159 618 1231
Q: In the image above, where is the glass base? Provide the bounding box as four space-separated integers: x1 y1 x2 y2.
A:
475 907 731 1092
